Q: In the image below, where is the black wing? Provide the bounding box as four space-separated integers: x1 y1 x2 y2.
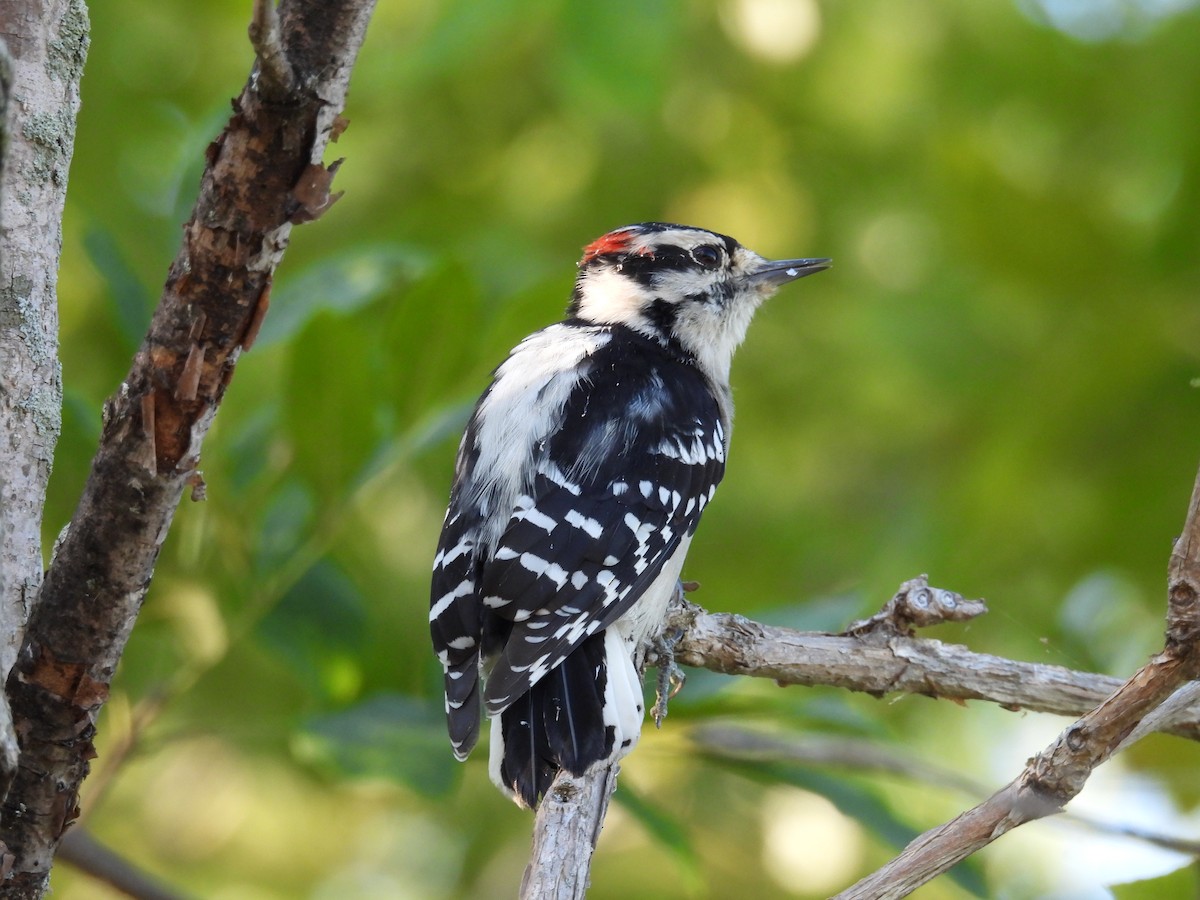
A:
477 340 726 714
430 496 487 759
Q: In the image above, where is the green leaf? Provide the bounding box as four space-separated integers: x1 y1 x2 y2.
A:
614 785 704 894
294 693 459 797
82 227 153 351
257 560 366 701
281 308 386 502
558 0 682 116
225 404 280 493
255 479 315 573
257 243 429 349
377 260 487 425
1111 864 1199 899
1059 570 1160 674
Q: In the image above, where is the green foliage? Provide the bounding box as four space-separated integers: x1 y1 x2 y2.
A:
295 693 460 797
45 0 1200 897
612 784 704 894
1112 863 1200 899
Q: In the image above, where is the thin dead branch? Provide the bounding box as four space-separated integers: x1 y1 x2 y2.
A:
521 535 1200 897
668 597 1200 741
58 829 187 900
832 465 1200 899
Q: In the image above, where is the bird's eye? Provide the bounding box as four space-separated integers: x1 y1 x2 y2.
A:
691 245 722 268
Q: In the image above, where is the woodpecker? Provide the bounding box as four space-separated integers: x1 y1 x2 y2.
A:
430 223 829 808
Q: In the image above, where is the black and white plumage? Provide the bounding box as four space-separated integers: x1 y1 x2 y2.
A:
430 223 829 808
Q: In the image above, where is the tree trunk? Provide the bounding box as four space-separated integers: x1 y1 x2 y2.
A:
0 0 89 805
0 1 375 895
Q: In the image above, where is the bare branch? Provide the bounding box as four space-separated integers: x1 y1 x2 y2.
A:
832 464 1200 898
520 555 1200 898
668 600 1200 735
520 764 620 900
58 829 188 900
0 1 376 893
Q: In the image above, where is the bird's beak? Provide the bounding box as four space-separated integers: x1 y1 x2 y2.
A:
749 257 832 288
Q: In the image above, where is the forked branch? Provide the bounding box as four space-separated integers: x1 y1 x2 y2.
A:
520 468 1200 898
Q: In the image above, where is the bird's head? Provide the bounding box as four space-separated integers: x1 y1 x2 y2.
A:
568 223 829 382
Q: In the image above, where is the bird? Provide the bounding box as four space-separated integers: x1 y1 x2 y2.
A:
429 222 829 808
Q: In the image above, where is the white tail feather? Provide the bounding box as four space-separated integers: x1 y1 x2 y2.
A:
601 626 645 757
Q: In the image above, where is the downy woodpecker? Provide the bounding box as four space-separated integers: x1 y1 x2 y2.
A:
430 223 829 808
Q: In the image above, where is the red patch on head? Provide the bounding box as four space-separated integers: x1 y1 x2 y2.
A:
580 227 640 265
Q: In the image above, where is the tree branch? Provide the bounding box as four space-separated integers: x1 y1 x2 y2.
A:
0 1 376 894
832 464 1200 898
57 829 187 900
520 764 621 900
668 599 1200 741
0 0 89 810
522 553 1200 896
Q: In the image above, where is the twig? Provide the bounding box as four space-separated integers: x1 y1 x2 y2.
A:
692 725 988 797
248 0 295 97
691 724 1200 856
58 828 189 900
846 574 987 637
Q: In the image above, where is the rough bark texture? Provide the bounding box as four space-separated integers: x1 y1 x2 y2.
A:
0 1 376 894
0 0 89 806
669 604 1200 741
520 763 620 900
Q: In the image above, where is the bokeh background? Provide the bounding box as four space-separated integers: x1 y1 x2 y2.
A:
45 0 1200 896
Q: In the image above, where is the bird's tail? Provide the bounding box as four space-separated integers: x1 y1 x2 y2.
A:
489 627 645 809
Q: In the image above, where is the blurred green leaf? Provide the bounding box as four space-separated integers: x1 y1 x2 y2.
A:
393 0 536 84
255 479 315 573
43 390 102 534
613 785 704 895
225 404 279 493
257 243 429 349
282 308 386 502
1111 863 1199 899
294 693 459 797
558 0 682 115
378 260 487 424
82 227 153 351
258 560 367 702
1058 570 1161 674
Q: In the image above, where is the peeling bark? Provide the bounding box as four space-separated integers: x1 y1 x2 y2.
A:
0 1 376 894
